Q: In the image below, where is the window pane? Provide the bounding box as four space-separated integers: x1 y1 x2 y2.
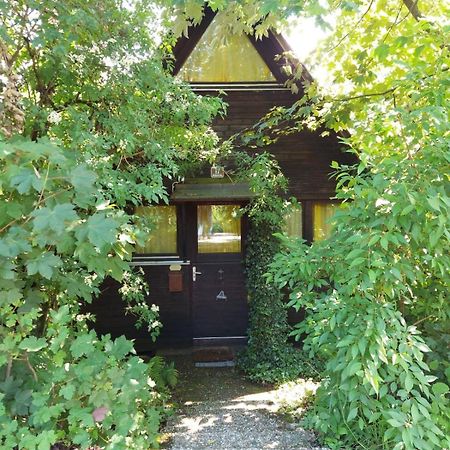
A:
313 202 338 241
135 206 177 254
178 13 276 82
198 205 241 253
283 203 302 238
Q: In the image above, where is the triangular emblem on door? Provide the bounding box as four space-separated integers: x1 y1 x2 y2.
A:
216 290 227 301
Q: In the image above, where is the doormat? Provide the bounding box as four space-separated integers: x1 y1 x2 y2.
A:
192 346 235 367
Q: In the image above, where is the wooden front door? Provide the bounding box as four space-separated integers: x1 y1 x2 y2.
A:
188 204 248 340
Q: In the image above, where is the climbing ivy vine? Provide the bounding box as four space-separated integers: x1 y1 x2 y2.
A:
234 152 293 383
211 149 320 384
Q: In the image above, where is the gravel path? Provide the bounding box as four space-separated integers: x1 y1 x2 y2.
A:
160 352 327 450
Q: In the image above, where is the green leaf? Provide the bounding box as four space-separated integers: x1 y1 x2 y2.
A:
427 196 440 211
367 234 380 246
32 203 79 235
19 336 47 352
70 165 96 192
60 384 76 400
10 169 36 194
415 342 430 353
375 44 390 59
432 382 449 396
18 290 44 313
70 332 96 358
0 261 16 279
390 268 402 280
400 205 414 216
405 373 414 392
347 407 358 422
37 430 57 450
84 213 119 248
109 335 133 359
345 248 365 260
0 239 11 257
347 361 361 376
26 252 62 279
349 257 365 268
387 418 404 427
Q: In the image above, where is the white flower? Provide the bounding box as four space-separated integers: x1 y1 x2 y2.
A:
73 54 86 64
375 198 391 208
48 111 62 124
151 304 159 313
147 377 156 388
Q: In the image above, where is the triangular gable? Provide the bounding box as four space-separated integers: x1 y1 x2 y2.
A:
178 13 276 82
172 7 313 87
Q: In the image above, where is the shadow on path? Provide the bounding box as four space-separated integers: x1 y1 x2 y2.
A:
160 351 326 450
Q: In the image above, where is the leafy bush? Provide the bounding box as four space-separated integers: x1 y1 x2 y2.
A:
261 2 450 448
1 1 223 447
238 346 323 384
266 17 450 443
271 235 449 449
422 321 450 386
0 305 177 449
0 138 177 449
269 146 450 450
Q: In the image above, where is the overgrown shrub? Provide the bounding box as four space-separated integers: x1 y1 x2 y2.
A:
262 3 450 447
0 305 177 449
1 1 223 447
269 139 450 449
0 138 177 449
238 345 323 384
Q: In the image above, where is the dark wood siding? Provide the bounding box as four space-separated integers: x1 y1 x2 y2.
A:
200 88 355 199
89 88 355 348
89 265 191 351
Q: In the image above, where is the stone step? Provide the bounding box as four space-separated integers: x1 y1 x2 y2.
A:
192 346 235 363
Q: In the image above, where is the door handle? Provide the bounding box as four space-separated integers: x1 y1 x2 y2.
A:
192 266 202 281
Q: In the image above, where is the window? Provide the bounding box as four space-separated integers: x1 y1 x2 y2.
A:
198 205 241 253
135 206 177 254
283 203 303 238
178 13 276 83
313 202 339 241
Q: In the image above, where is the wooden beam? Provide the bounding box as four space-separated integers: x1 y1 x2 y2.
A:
172 7 216 75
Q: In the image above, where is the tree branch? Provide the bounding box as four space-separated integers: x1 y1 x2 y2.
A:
24 353 38 382
328 0 375 53
5 357 12 380
402 0 422 21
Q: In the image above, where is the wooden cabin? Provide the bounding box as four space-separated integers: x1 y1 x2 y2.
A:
90 9 355 351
